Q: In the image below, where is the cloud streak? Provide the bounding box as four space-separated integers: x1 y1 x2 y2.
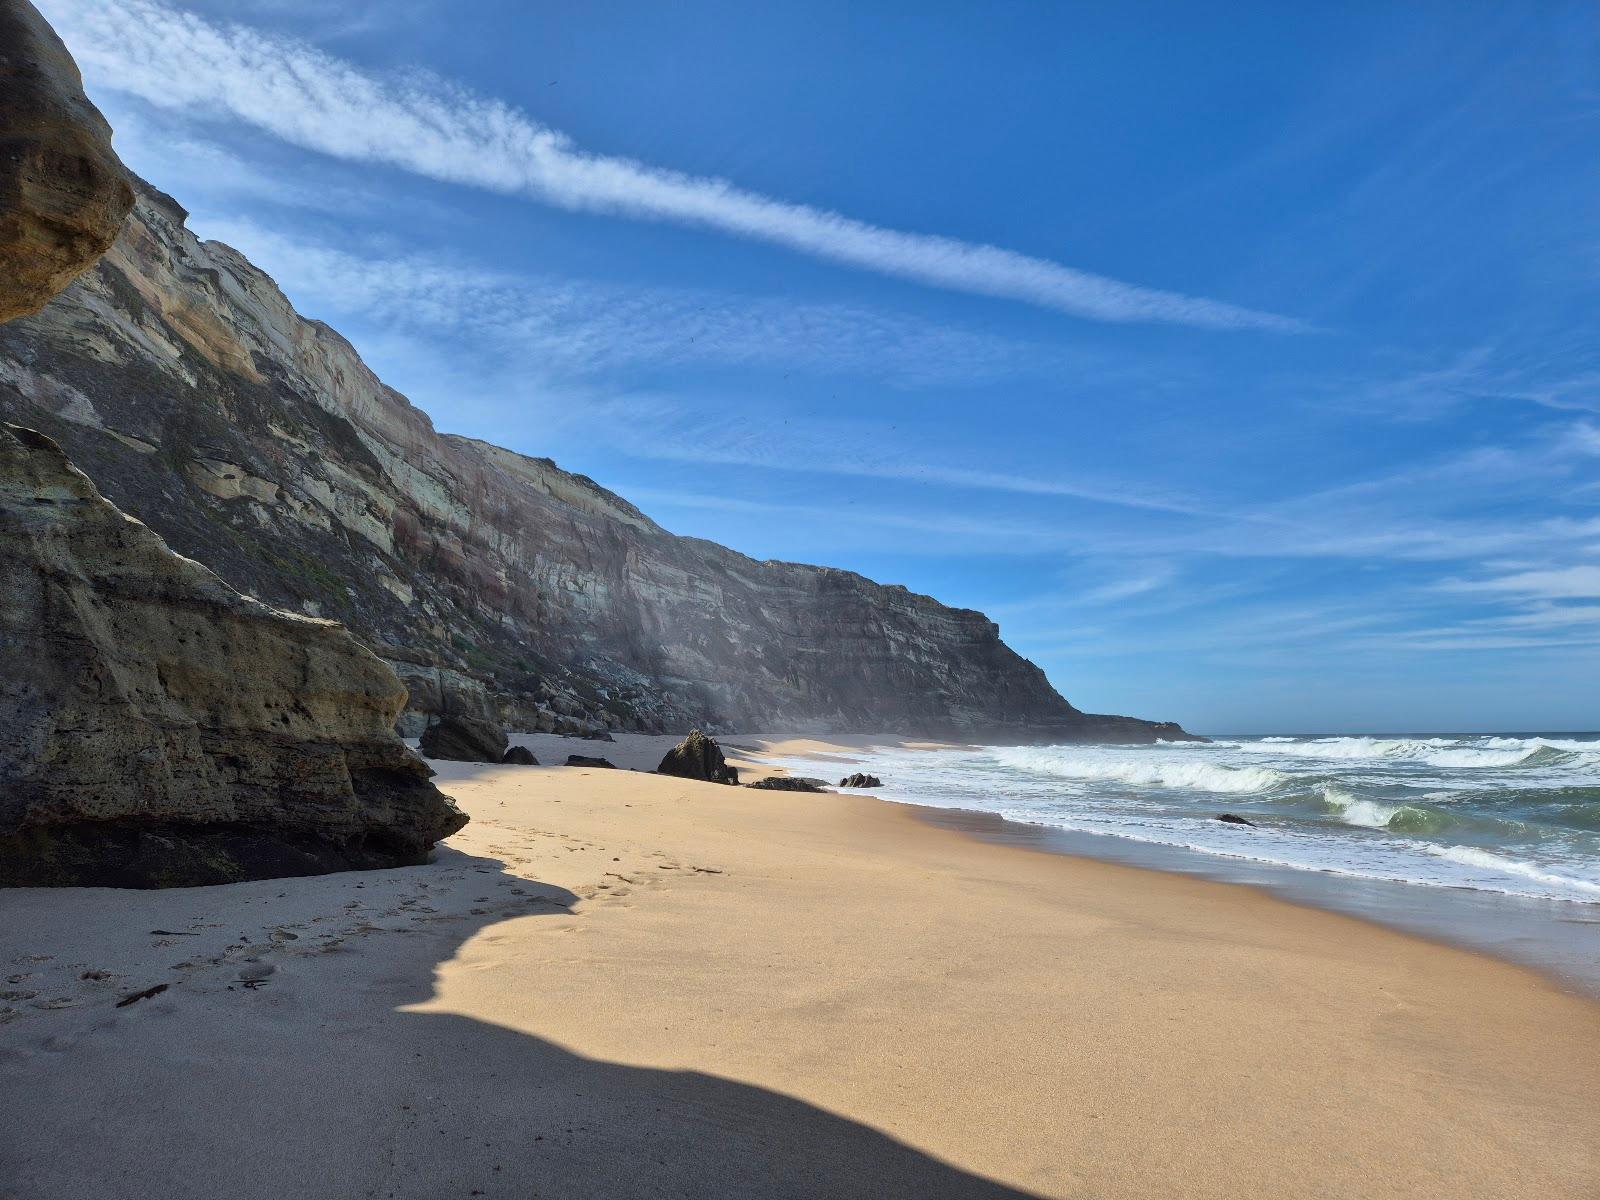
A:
195 216 1112 388
192 215 1233 517
42 0 1301 332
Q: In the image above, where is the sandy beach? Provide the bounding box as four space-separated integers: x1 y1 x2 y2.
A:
2 732 1596 1199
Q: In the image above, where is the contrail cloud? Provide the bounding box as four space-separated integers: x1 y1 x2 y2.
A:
42 0 1303 332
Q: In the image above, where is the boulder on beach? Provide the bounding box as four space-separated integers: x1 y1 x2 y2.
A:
656 730 739 785
747 777 832 792
419 715 509 764
0 424 467 887
501 746 539 766
566 755 616 769
839 773 883 788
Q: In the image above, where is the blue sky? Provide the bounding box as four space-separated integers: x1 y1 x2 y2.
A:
40 0 1600 732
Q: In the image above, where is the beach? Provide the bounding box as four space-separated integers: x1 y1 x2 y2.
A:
2 732 1596 1199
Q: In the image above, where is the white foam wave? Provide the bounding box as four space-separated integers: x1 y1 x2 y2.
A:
1235 736 1587 770
1427 846 1600 898
993 748 1287 794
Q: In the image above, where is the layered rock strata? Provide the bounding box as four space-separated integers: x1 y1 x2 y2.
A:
0 4 465 886
0 180 1197 743
0 424 466 886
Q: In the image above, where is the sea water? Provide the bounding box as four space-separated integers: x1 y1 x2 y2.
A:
772 733 1600 992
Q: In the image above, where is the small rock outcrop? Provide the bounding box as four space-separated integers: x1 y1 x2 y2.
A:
838 773 883 788
746 777 831 792
0 424 467 887
418 715 508 764
1216 813 1256 827
501 746 539 766
656 730 740 785
566 755 616 769
0 0 134 321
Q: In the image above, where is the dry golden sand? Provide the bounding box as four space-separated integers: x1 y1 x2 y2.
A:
1 732 1596 1199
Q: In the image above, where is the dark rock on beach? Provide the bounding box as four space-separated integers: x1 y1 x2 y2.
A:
566 755 617 769
1216 813 1256 827
0 424 467 888
657 730 740 785
419 715 508 764
501 745 539 766
747 777 832 792
839 773 883 788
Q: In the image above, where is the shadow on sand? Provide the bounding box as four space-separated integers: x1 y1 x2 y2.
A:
3 847 1045 1200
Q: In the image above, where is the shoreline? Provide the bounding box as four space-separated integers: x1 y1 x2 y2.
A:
2 730 1596 1198
755 732 1600 999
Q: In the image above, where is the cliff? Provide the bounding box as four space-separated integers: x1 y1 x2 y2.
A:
0 424 466 886
0 0 133 320
0 179 1194 743
0 0 465 887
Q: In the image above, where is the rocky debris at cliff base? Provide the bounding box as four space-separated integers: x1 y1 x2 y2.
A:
501 746 538 766
747 777 832 793
656 730 740 785
0 424 466 888
0 0 135 321
566 755 616 769
839 773 883 788
419 716 508 764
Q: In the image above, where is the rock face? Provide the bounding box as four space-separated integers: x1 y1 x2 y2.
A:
0 0 134 321
0 423 467 887
418 715 508 764
0 179 1198 743
657 731 740 785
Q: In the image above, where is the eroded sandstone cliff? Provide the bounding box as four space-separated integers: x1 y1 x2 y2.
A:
0 0 133 321
0 179 1193 743
0 424 466 885
0 2 465 887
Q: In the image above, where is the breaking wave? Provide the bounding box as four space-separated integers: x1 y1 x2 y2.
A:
771 731 1600 909
1227 735 1590 770
992 747 1288 794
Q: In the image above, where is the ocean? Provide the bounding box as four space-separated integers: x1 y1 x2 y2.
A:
773 733 1600 993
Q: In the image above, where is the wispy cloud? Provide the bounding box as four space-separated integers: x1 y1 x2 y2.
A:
620 487 1082 554
1441 565 1600 600
1325 344 1600 422
195 216 1141 390
41 0 1301 332
598 411 1227 518
191 216 1234 518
